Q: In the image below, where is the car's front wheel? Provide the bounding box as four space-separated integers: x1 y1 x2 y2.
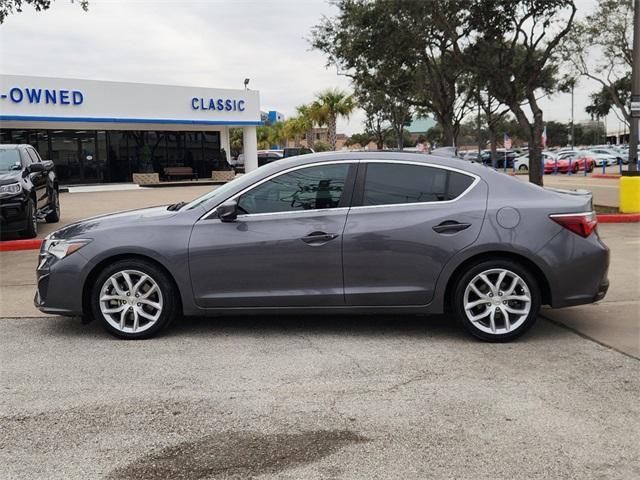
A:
21 198 38 239
452 260 540 342
45 189 60 223
91 259 179 339
518 164 528 172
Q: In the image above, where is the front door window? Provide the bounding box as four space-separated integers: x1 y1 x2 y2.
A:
237 163 350 214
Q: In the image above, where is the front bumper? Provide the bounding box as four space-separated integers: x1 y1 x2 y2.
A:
34 246 89 316
0 192 29 233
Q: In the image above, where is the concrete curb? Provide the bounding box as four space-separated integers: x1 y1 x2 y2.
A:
597 213 640 223
0 239 43 252
591 174 621 179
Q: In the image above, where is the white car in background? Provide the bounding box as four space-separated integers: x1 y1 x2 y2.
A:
589 147 626 165
578 150 616 167
513 151 557 172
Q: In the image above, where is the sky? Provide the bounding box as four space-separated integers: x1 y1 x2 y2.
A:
0 0 628 136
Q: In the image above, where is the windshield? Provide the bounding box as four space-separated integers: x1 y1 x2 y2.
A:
0 149 22 172
184 167 268 210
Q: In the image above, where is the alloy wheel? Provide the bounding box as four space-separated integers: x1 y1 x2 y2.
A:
463 268 531 335
99 269 163 334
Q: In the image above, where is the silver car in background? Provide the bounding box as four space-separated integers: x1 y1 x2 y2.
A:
35 152 609 342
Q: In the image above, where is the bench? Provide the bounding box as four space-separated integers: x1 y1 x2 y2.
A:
163 166 198 181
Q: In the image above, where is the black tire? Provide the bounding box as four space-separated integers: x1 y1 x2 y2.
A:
45 188 60 223
518 165 528 172
90 258 180 339
452 259 541 342
20 198 38 239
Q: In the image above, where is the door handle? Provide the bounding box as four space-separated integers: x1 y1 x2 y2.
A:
301 231 339 244
432 221 471 234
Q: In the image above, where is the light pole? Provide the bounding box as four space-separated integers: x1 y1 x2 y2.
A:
628 0 639 172
570 81 575 148
620 0 639 213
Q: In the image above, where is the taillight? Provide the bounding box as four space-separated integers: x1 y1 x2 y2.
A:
550 212 598 238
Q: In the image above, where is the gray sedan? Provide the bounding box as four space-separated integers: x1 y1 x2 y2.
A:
35 152 609 341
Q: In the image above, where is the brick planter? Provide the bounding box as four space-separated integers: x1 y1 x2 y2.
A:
211 170 235 182
132 173 160 185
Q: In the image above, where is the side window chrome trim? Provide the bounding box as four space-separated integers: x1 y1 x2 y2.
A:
200 160 359 221
236 206 351 219
352 159 480 210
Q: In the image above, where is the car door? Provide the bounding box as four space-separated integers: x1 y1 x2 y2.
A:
21 149 45 207
342 160 488 306
188 161 356 308
25 148 49 206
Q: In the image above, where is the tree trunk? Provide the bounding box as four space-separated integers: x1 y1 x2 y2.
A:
305 130 314 148
489 126 498 169
328 114 337 150
396 126 404 150
441 116 455 146
511 101 544 186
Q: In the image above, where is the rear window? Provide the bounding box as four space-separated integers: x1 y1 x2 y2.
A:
363 163 474 206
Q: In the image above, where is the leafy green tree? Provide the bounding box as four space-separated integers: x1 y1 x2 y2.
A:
0 0 88 23
283 117 306 147
544 121 569 147
312 0 470 147
295 104 316 148
346 132 374 148
585 75 632 123
462 0 577 186
309 88 355 150
313 141 331 152
561 0 633 125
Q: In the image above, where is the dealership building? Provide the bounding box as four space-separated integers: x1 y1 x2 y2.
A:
0 74 261 184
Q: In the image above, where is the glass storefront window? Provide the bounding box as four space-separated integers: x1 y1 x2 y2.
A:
0 128 223 183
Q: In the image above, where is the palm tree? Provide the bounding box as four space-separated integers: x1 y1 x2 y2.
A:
283 117 306 147
267 121 287 148
295 104 316 148
309 88 355 150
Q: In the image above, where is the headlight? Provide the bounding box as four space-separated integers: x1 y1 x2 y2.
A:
43 238 91 259
0 182 22 196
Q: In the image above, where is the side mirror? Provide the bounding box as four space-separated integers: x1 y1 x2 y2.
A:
28 162 45 173
217 200 238 222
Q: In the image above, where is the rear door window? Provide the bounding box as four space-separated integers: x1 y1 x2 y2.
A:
362 163 474 206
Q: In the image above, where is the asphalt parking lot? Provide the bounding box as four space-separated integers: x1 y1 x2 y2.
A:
1 181 639 479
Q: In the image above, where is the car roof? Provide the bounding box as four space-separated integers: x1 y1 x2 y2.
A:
259 150 493 178
0 144 27 149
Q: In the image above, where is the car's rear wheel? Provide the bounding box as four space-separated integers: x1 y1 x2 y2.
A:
452 260 540 342
518 164 528 172
91 259 178 339
20 198 38 239
45 189 60 223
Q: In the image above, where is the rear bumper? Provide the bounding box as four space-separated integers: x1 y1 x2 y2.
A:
538 229 610 308
594 278 609 302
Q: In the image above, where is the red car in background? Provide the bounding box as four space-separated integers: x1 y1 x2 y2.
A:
544 153 595 174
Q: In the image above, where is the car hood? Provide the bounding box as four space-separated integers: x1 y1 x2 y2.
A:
50 206 179 240
0 171 22 185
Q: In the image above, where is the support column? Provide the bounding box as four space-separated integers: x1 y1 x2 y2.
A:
219 127 231 163
243 125 258 172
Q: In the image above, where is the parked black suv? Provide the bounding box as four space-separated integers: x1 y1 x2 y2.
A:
0 144 60 238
